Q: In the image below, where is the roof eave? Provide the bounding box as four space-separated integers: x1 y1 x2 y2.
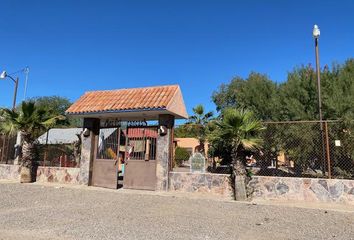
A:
66 107 188 120
66 107 166 116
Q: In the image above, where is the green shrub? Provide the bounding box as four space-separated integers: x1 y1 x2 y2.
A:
332 167 353 179
174 147 190 166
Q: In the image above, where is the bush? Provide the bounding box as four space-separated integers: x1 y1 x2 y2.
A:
332 167 353 179
174 147 190 167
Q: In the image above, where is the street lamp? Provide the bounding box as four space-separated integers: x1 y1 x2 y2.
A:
0 71 19 110
313 24 322 124
313 24 326 176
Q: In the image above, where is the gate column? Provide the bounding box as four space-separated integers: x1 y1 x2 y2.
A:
79 118 99 185
156 114 174 191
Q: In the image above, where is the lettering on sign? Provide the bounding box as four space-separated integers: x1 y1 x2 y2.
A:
100 119 148 128
100 119 121 128
127 120 148 127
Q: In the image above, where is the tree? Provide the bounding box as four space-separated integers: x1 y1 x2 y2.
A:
30 96 82 127
212 72 279 121
174 125 198 138
32 96 71 115
211 59 354 179
0 101 65 183
209 108 264 200
276 61 354 177
185 104 213 155
212 59 354 121
322 59 354 119
278 65 319 121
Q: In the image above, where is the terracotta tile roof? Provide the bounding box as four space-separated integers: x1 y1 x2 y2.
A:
66 85 180 115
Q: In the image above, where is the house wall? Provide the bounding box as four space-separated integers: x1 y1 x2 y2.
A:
175 138 209 155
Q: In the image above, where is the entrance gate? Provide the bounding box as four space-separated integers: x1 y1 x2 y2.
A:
91 123 158 190
91 127 121 189
123 127 157 190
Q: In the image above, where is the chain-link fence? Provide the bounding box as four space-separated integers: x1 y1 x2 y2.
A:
174 121 354 179
252 120 354 179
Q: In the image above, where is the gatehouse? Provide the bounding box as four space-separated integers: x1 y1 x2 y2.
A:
66 85 188 190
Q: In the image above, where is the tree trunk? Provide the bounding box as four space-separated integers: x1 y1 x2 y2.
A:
232 147 248 201
198 139 205 156
20 135 37 183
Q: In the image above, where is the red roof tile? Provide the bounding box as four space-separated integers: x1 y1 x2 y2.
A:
66 85 180 115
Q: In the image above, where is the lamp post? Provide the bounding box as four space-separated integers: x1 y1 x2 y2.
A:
313 24 326 176
313 25 322 125
0 71 19 110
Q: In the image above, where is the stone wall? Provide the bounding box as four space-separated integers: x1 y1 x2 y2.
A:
0 164 80 185
156 114 174 191
36 167 80 184
169 172 233 199
249 176 354 205
0 164 20 181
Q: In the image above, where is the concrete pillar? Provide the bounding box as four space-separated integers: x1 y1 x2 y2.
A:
79 118 99 185
156 114 174 191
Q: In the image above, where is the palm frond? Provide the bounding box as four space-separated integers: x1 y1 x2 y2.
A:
0 101 67 138
192 104 204 116
209 107 264 156
241 138 263 150
203 111 214 120
42 115 66 128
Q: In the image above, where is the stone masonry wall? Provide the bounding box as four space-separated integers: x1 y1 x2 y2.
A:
0 164 80 185
0 164 20 181
249 176 354 205
36 167 80 184
2 163 353 205
169 172 233 200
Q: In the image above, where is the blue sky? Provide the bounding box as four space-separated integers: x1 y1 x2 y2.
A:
0 0 353 115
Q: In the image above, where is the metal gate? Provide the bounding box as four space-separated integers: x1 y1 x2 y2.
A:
91 127 121 189
91 124 158 190
123 126 158 190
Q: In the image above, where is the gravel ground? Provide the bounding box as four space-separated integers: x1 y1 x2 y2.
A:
0 182 353 240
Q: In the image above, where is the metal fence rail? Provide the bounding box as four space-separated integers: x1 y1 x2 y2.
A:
38 144 78 168
0 134 17 164
37 128 81 168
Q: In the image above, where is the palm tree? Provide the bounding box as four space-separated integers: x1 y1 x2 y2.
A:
211 108 264 200
0 101 65 183
186 104 213 155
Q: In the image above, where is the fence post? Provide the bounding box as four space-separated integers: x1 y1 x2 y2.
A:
324 121 332 179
